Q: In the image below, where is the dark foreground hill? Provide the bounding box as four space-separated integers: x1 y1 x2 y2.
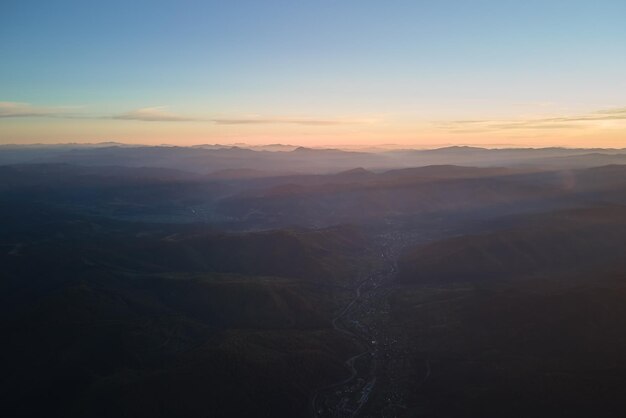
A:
381 269 626 418
372 205 626 417
0 204 374 418
397 206 626 284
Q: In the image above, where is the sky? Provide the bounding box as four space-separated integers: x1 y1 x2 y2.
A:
1 0 625 148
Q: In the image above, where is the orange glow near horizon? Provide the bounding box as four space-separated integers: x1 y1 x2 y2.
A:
2 109 625 149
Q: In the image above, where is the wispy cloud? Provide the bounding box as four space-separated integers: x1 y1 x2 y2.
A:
113 106 378 126
111 109 368 125
596 107 626 116
210 117 373 126
112 107 196 122
439 107 626 133
1 102 380 126
0 101 72 118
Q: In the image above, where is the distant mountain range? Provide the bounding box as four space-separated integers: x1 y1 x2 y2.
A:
1 143 625 174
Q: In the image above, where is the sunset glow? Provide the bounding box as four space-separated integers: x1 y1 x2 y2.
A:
1 0 625 148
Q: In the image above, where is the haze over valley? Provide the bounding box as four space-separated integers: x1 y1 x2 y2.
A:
1 143 625 417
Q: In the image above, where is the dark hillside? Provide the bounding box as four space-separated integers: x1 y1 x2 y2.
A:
397 206 626 284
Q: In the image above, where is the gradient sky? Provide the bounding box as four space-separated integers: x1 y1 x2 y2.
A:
1 0 625 147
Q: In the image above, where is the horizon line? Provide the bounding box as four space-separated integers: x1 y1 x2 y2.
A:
1 141 626 152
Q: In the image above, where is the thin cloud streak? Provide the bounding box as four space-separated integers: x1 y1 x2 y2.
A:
0 102 376 126
593 107 626 116
0 102 72 118
439 107 626 133
108 107 375 126
210 117 370 126
112 107 197 122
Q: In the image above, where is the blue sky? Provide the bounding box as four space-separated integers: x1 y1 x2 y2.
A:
1 0 625 146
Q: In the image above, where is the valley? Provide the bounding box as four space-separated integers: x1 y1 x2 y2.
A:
1 145 626 418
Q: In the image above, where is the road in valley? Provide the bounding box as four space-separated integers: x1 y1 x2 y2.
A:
310 229 408 418
309 220 465 417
